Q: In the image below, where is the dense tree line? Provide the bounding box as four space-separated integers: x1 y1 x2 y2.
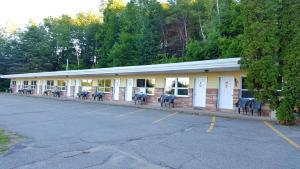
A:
0 0 243 74
0 0 298 123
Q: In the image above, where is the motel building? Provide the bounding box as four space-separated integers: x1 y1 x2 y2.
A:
0 58 270 116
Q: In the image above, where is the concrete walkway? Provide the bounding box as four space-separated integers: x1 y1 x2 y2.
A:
1 93 275 122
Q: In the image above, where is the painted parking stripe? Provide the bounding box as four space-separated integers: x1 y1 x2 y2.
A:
115 109 146 118
152 112 179 124
264 121 300 149
207 115 216 133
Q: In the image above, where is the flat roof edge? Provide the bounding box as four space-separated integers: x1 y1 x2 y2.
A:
1 58 241 79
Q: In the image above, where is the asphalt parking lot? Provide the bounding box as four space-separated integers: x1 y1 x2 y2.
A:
0 95 299 169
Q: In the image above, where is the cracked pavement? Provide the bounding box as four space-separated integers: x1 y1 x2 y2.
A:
0 95 299 169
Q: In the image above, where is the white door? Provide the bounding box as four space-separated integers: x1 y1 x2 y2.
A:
113 78 120 100
36 80 40 95
66 80 71 97
193 77 207 107
219 77 234 109
125 79 133 101
74 80 79 97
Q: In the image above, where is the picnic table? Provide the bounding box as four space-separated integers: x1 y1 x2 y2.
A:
18 89 25 94
52 90 62 97
236 98 262 116
133 93 147 105
92 92 105 101
43 90 51 96
77 91 90 100
158 94 176 108
24 89 33 95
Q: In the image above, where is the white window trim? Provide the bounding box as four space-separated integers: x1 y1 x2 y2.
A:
97 79 111 93
23 81 29 89
165 77 189 97
11 81 16 87
57 80 66 91
46 80 54 90
31 81 37 89
81 80 93 92
136 78 155 95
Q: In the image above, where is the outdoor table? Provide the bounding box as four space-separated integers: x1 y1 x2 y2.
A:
158 94 176 108
93 92 105 101
18 89 25 94
78 91 90 99
43 90 51 96
24 89 33 95
133 93 147 105
236 97 262 116
52 90 62 97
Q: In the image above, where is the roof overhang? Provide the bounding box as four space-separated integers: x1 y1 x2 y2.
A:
0 58 241 79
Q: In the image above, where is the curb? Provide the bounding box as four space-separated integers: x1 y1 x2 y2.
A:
0 93 276 122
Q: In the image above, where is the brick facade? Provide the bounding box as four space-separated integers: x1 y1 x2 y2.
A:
206 88 218 111
233 89 240 110
119 87 125 101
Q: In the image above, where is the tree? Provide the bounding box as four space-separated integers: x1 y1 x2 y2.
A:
241 0 281 110
73 12 102 68
19 23 57 72
43 15 76 70
98 0 124 67
276 0 300 124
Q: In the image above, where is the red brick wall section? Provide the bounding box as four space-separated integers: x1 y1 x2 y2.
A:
104 92 112 101
143 88 193 108
206 88 218 111
145 88 163 104
10 86 17 93
174 89 193 108
119 87 125 101
233 89 240 110
70 86 75 97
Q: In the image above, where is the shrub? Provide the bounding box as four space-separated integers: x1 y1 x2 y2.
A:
276 100 296 125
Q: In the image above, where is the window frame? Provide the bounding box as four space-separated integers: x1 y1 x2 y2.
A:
81 79 93 92
23 80 29 89
31 80 37 89
11 81 16 87
46 80 54 90
165 77 189 97
240 76 254 98
57 80 66 91
136 78 155 95
97 79 111 93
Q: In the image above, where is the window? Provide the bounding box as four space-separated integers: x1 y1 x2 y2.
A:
23 81 29 89
165 77 189 96
11 81 16 86
136 79 155 95
57 80 66 91
31 81 37 89
98 79 111 93
81 80 93 92
46 80 54 90
240 76 253 98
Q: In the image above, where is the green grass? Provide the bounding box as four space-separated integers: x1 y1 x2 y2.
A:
0 129 9 144
0 129 10 155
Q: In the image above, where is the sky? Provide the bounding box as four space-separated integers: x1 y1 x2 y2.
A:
0 0 167 30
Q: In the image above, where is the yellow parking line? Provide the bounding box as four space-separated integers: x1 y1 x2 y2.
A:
207 115 216 133
152 112 179 124
115 109 145 118
264 121 300 149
